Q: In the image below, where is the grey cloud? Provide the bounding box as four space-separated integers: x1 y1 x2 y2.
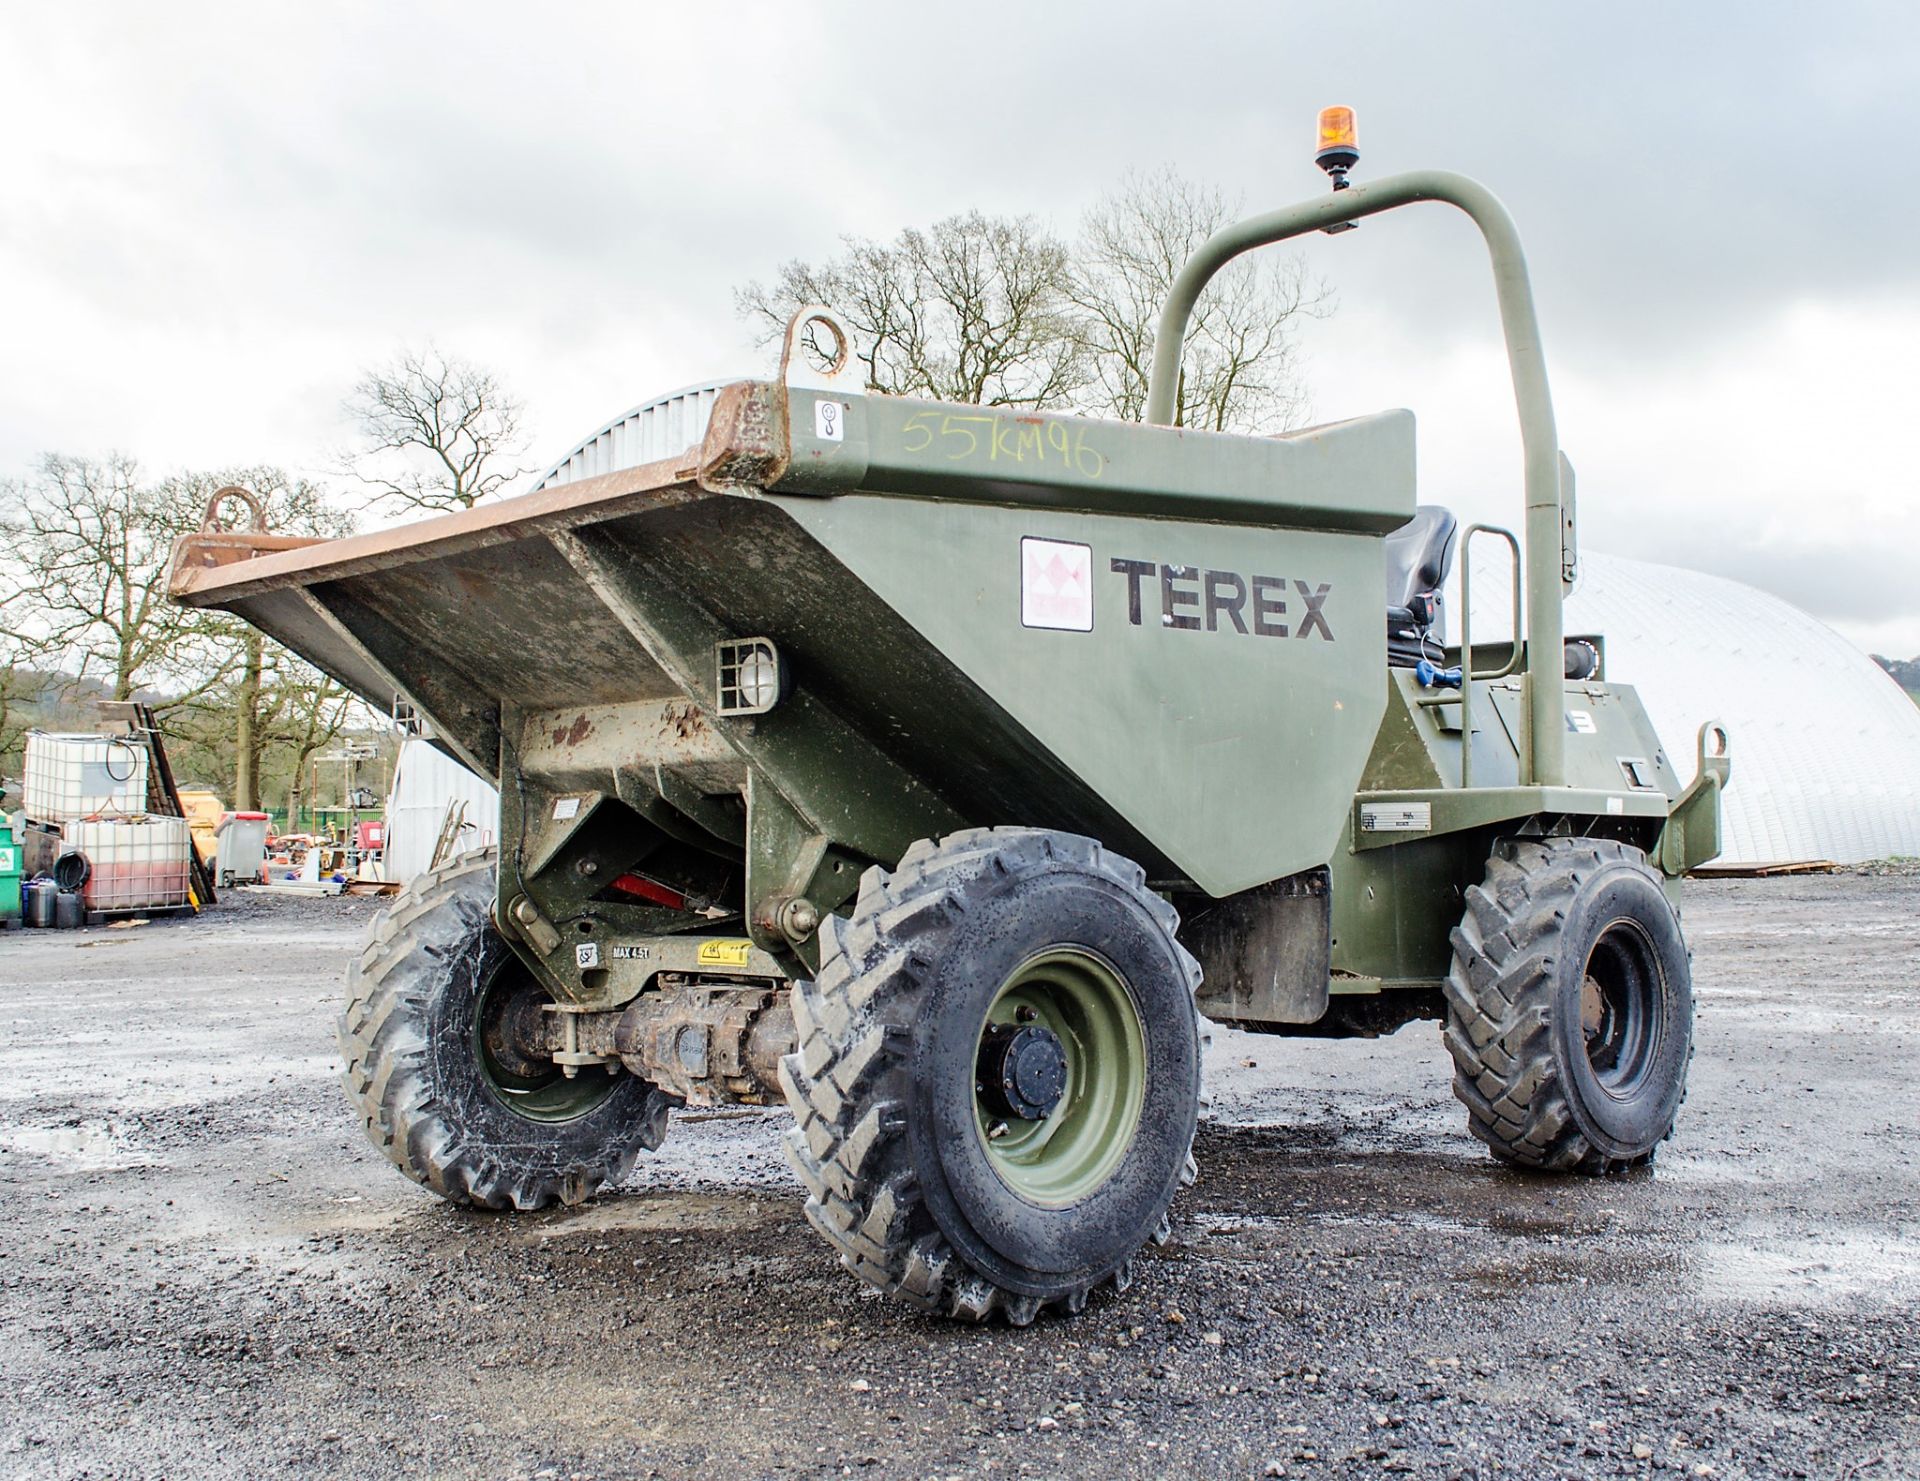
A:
2 2 1916 646
12 3 1918 368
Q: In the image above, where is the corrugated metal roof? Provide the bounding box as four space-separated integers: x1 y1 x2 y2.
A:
1465 551 1920 865
532 379 739 493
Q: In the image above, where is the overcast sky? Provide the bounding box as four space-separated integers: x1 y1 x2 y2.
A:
4 3 1918 654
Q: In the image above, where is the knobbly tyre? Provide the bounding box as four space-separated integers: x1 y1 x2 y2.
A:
168 110 1727 1326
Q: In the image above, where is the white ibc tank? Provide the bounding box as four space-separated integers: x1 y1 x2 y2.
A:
64 815 193 912
23 732 149 822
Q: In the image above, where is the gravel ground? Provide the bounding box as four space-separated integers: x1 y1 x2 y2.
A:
0 875 1915 1479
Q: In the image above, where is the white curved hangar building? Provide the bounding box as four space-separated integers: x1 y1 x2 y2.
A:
1472 552 1920 868
533 380 733 492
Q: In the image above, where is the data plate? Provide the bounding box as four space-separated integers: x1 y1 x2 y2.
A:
1359 802 1432 834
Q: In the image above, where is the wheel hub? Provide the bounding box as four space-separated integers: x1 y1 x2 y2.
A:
1581 919 1658 1093
473 962 623 1122
977 1023 1069 1121
971 946 1147 1207
480 975 555 1082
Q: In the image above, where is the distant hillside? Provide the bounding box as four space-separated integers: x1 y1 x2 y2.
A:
3 669 186 778
7 668 170 710
1873 654 1920 704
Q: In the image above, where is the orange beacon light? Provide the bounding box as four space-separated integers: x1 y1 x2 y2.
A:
1316 105 1360 188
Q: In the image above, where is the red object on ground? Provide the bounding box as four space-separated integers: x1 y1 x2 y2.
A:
355 820 385 851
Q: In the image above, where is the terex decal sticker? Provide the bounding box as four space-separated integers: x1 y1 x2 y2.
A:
1109 557 1335 641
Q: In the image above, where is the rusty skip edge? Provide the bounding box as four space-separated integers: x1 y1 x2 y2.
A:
165 381 790 609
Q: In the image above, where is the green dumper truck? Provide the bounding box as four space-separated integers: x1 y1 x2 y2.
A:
169 118 1726 1325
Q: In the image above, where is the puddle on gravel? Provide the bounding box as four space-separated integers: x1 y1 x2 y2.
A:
0 1050 337 1110
0 1118 160 1170
1657 1148 1786 1186
525 1191 785 1243
1700 1230 1920 1307
1712 1005 1920 1037
1690 918 1919 941
1191 1208 1481 1239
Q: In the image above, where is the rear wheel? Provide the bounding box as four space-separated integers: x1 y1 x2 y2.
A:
1444 837 1692 1173
778 828 1204 1324
339 848 672 1209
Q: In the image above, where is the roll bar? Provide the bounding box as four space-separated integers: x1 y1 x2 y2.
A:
1144 170 1567 789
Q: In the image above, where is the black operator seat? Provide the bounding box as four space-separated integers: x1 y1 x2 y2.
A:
1384 505 1460 668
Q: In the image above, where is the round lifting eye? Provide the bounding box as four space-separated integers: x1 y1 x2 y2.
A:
800 313 849 376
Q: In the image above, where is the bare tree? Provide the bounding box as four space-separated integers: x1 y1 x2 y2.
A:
1068 169 1328 432
0 496 39 772
0 593 50 780
1 455 364 811
277 674 356 828
2 453 231 707
226 646 356 814
160 468 355 809
737 172 1329 435
738 212 1088 409
344 345 532 513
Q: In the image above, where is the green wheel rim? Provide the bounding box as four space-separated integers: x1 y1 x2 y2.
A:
973 947 1147 1207
474 960 619 1124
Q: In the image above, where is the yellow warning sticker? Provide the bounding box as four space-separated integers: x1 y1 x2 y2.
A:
696 939 754 968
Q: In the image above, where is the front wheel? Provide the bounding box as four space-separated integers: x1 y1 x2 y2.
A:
338 848 673 1209
1444 837 1693 1173
779 828 1205 1324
